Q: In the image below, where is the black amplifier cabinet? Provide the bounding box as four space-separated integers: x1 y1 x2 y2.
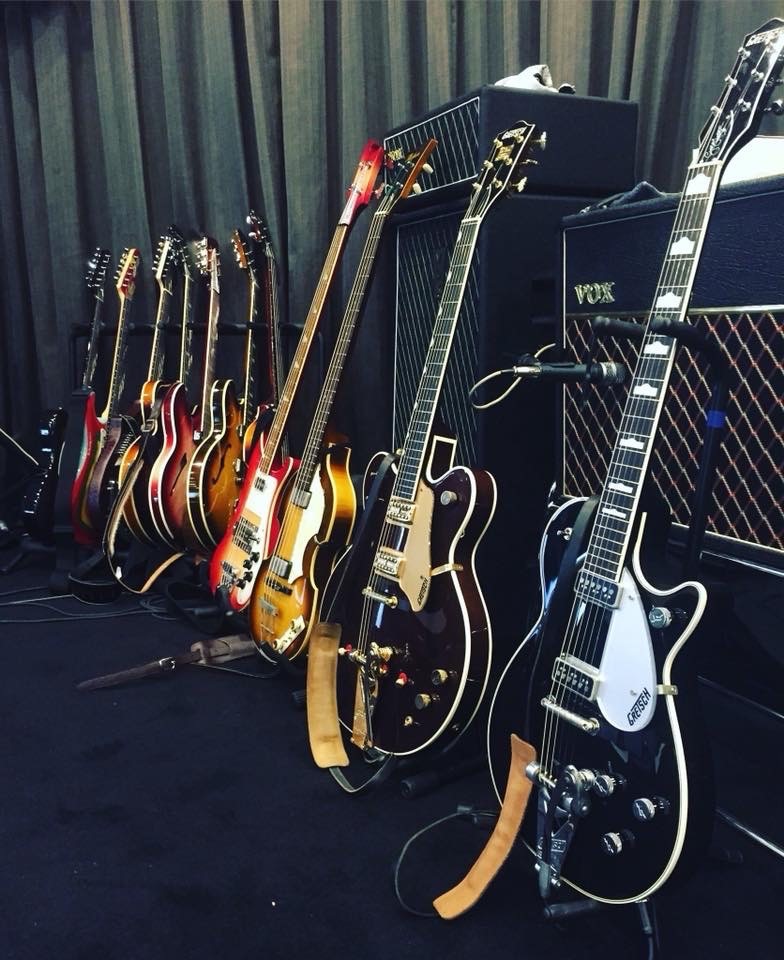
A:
561 174 784 572
383 85 637 200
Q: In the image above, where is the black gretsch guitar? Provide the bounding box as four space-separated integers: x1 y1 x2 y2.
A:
326 123 544 756
487 19 784 905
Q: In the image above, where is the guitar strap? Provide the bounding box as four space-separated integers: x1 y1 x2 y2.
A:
434 494 599 918
306 452 399 790
433 734 537 919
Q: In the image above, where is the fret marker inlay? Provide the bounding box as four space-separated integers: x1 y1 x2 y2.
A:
656 291 682 310
601 507 627 520
670 235 696 256
644 341 670 356
620 437 645 450
609 481 634 494
685 171 712 196
633 383 658 398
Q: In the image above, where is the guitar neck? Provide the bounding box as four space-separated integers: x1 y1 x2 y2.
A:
258 222 350 473
580 160 723 590
81 295 105 391
178 273 195 388
241 277 259 428
199 279 220 432
392 216 482 501
265 244 289 457
147 283 172 383
104 295 132 420
294 205 390 495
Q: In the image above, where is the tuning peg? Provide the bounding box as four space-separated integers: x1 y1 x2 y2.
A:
411 182 423 195
421 163 434 175
535 132 547 150
765 99 784 115
515 176 528 193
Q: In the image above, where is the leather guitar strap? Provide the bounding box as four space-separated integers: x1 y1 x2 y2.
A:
434 495 600 918
433 735 536 919
102 422 185 594
77 633 256 691
306 452 399 790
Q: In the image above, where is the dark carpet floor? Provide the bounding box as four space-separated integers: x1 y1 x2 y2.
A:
0 551 782 960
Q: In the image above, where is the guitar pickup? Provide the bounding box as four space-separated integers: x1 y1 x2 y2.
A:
386 497 415 524
267 578 293 596
373 548 403 578
575 571 621 609
269 554 292 579
291 488 311 509
552 655 599 701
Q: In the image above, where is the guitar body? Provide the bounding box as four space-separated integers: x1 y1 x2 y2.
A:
333 436 496 756
207 436 298 610
147 382 198 547
487 498 714 903
183 380 244 553
117 380 171 545
249 442 356 660
84 414 139 534
22 408 67 543
71 392 106 546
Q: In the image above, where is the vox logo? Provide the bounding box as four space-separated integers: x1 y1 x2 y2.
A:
574 281 616 305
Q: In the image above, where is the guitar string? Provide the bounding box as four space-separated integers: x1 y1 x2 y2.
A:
540 43 764 780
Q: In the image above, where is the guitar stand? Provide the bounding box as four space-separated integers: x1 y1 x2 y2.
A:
542 897 660 960
0 534 54 574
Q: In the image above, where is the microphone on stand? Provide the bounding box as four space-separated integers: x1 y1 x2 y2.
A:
511 358 628 385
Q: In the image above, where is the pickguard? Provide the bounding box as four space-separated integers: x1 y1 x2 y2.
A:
284 467 325 583
232 471 281 607
595 567 658 731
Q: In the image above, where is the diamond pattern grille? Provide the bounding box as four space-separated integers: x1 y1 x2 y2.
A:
563 311 784 561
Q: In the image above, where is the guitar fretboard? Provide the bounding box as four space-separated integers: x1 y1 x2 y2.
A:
198 269 220 433
392 217 482 501
105 296 132 419
147 282 171 383
264 240 289 459
293 202 393 497
578 160 722 594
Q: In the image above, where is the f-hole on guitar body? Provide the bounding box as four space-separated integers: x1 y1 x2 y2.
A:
487 497 714 904
333 430 496 756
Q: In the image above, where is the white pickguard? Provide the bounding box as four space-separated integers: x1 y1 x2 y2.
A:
594 567 658 731
232 471 281 608
284 466 325 583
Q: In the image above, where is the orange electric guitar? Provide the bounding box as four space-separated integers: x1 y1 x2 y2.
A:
208 140 385 609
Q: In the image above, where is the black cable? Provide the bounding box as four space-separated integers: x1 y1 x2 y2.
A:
393 806 497 918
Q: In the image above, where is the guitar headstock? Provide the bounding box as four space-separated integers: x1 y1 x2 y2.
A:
114 247 141 300
153 228 179 293
246 209 271 246
339 140 386 226
231 228 259 286
85 247 111 301
379 139 438 208
196 237 220 293
466 122 544 221
697 18 784 165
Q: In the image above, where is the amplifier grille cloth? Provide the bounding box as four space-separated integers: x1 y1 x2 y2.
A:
394 212 480 465
563 311 784 562
384 97 480 194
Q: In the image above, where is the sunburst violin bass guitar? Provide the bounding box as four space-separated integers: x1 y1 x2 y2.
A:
488 19 784 904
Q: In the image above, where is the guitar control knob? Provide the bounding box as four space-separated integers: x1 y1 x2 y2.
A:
414 693 433 710
632 798 657 822
431 669 449 686
440 490 458 506
648 606 672 629
403 715 414 727
395 672 409 687
601 832 624 856
593 774 617 798
242 559 253 569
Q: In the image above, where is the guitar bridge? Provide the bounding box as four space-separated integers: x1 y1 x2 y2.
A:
361 587 398 608
541 696 600 734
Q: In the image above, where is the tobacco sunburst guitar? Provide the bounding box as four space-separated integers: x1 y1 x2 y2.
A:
487 19 784 905
80 248 141 542
25 248 110 544
116 230 180 545
323 123 544 756
249 140 437 660
208 140 385 609
182 242 245 552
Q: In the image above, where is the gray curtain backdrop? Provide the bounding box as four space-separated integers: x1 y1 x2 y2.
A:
0 0 780 448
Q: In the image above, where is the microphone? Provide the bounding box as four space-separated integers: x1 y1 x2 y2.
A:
511 359 627 385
